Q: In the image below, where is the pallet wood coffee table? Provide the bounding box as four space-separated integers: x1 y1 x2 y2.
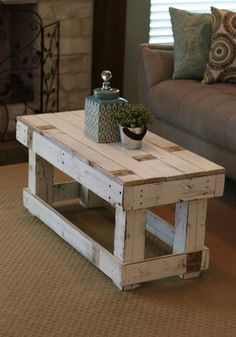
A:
16 110 225 290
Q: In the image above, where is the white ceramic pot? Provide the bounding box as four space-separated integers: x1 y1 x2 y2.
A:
119 125 147 150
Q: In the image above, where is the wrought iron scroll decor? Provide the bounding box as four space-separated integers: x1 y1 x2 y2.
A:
0 1 60 140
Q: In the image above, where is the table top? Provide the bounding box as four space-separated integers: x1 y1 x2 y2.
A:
17 110 225 186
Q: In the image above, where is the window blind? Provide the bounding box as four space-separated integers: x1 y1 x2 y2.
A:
149 0 236 44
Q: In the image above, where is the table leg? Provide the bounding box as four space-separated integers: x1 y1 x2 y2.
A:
28 149 53 204
173 199 208 279
114 206 146 289
80 185 104 208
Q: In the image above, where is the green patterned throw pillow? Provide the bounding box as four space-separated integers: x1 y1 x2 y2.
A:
169 7 212 80
203 7 236 84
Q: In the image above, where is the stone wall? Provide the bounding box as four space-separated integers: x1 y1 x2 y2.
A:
38 0 93 111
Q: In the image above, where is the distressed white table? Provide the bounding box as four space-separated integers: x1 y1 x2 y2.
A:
16 110 225 290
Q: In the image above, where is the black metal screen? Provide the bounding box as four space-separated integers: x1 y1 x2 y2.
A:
0 1 60 140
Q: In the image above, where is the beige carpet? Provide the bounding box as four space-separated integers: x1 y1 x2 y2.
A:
0 163 235 337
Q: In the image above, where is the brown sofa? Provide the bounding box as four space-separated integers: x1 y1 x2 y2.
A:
137 43 236 181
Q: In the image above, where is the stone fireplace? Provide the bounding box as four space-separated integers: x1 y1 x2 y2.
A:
0 0 93 140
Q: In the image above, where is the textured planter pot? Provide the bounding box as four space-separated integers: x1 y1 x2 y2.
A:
119 125 147 150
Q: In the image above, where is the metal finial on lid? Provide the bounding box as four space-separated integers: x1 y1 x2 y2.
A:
101 70 112 90
93 69 119 99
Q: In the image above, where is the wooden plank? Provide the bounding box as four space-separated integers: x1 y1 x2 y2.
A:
174 150 225 175
123 175 218 210
111 143 187 181
63 112 224 180
114 206 146 263
53 181 80 202
173 199 208 253
43 128 123 171
28 149 53 204
122 253 186 286
16 120 32 148
23 188 122 285
30 129 124 206
146 210 175 247
121 247 209 287
141 140 208 177
215 174 225 197
145 130 177 148
17 114 54 131
40 128 143 185
80 186 104 208
37 113 186 182
17 113 225 185
173 199 208 279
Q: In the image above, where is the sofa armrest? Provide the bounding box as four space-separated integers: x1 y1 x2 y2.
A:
137 43 174 107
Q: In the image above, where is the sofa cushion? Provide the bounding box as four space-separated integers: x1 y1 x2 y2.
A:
169 7 212 80
149 80 236 152
203 7 236 84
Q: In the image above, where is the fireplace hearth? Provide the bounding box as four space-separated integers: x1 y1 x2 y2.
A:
0 1 60 140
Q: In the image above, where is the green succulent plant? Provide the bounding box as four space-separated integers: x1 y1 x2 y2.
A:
114 103 153 128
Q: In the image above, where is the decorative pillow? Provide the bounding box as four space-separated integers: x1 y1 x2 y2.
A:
169 7 212 80
203 7 236 84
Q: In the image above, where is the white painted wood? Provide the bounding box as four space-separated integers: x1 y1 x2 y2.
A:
174 150 224 175
28 149 53 203
123 175 218 210
173 199 208 253
141 140 203 176
53 181 80 202
80 186 104 208
173 199 208 279
16 111 224 289
122 253 187 286
17 114 225 186
145 130 177 148
16 121 32 148
36 113 171 181
121 246 209 287
195 199 208 251
23 188 122 284
30 130 123 207
215 174 225 197
173 201 189 254
146 210 175 247
114 206 146 263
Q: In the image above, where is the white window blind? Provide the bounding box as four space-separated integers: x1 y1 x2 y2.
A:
149 0 236 44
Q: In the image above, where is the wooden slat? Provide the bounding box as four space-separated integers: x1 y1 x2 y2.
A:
174 150 225 175
51 112 190 180
114 206 146 263
23 188 122 285
174 200 208 253
111 142 187 181
28 128 124 206
37 113 186 182
145 130 177 148
62 112 224 179
28 150 53 204
53 181 80 202
18 110 225 184
146 210 175 247
121 247 209 286
18 114 54 130
123 174 219 210
141 141 207 177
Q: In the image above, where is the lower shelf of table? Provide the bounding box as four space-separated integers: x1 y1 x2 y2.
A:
23 188 209 290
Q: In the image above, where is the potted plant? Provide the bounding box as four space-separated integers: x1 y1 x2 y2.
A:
115 103 153 149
